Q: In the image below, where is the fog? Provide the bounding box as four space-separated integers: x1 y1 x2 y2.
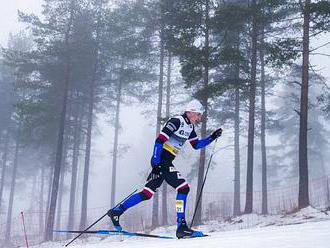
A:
0 0 329 212
0 0 245 211
0 1 330 247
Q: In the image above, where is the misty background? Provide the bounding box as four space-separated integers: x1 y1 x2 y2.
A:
0 0 330 247
0 0 245 213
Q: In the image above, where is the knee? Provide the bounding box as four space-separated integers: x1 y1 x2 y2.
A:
140 188 154 200
177 185 190 195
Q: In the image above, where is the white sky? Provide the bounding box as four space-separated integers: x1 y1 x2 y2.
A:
0 0 329 77
0 0 43 46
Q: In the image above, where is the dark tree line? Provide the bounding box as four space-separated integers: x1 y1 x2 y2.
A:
0 0 330 244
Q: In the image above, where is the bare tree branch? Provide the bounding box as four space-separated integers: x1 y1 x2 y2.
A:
310 41 330 52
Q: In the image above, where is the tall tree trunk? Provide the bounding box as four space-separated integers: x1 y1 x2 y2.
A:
56 85 73 231
298 0 310 209
195 107 208 225
79 5 101 227
45 1 74 240
232 27 241 217
233 85 241 216
260 28 268 215
56 131 69 230
45 162 53 230
110 63 123 208
79 78 94 229
79 74 96 229
0 130 9 212
4 136 19 242
39 165 45 235
162 52 172 226
67 96 83 234
56 153 66 230
152 29 165 229
194 0 210 225
233 55 241 216
244 0 258 214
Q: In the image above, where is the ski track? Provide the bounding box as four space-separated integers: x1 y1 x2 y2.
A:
34 219 330 248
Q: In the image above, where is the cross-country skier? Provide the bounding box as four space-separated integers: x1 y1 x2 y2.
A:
107 99 222 238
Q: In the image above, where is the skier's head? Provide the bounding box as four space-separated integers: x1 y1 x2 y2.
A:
185 99 204 124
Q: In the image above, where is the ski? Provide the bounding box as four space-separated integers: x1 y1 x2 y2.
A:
54 229 175 239
179 234 209 239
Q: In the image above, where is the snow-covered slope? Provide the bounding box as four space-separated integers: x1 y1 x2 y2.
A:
32 207 330 248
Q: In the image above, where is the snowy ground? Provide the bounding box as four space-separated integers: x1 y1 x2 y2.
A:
32 207 330 248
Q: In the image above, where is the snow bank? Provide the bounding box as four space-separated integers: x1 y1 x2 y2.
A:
30 207 330 248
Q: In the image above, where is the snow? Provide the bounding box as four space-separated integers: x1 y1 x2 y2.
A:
31 207 330 248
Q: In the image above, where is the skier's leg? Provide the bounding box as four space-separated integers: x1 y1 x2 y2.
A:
163 165 189 220
176 183 190 221
108 170 164 230
164 165 203 238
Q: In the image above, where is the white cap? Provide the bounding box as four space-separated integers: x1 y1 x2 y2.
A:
185 100 204 114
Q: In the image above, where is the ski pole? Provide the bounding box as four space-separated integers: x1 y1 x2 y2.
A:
65 189 137 247
190 138 218 228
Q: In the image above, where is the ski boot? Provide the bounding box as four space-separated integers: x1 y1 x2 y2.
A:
176 218 204 239
107 205 124 231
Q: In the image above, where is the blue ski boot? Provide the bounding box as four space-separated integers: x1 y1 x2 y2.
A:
107 205 124 231
176 218 204 239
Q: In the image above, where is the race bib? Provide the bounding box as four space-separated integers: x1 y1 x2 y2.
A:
176 200 184 213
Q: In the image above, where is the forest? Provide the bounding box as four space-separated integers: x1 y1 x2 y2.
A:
0 0 330 246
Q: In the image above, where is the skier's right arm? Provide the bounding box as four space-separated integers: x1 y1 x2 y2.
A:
151 117 180 166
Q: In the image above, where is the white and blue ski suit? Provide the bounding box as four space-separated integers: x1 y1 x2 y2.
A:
116 113 217 223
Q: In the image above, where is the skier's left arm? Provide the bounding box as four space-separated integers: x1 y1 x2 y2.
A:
189 128 222 150
151 117 181 166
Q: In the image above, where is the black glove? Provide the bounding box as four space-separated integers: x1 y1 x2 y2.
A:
211 128 222 140
147 165 162 181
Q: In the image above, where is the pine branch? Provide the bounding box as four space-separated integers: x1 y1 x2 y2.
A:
310 52 330 58
310 41 330 52
309 63 330 91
